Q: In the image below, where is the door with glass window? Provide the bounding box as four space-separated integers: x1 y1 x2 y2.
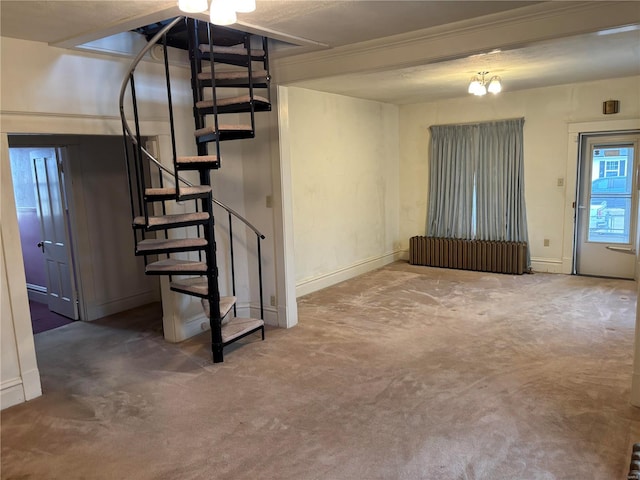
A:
576 134 640 279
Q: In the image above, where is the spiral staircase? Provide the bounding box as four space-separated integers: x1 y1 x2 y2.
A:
119 16 270 363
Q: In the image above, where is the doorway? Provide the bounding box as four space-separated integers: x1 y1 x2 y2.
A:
8 134 161 334
9 146 78 332
575 132 640 279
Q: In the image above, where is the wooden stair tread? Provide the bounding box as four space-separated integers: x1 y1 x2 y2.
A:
197 69 268 81
222 317 264 343
133 212 209 227
177 155 219 164
137 237 207 253
195 94 270 109
169 276 209 296
199 44 265 56
201 296 236 320
145 186 211 199
145 259 207 274
194 124 253 139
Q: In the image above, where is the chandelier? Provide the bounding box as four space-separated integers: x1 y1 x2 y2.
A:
468 72 502 96
178 0 256 26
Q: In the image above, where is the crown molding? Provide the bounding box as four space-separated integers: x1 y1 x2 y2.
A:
273 1 640 85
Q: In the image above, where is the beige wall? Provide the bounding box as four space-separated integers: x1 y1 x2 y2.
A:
399 75 640 272
286 87 401 295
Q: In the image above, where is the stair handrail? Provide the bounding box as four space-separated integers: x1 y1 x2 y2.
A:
147 154 266 239
118 15 265 241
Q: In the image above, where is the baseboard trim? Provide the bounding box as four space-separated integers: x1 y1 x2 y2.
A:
296 251 403 297
1 378 25 410
85 290 160 321
531 257 563 274
249 304 278 326
26 284 48 303
20 367 42 401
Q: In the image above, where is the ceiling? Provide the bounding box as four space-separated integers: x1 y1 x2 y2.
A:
1 1 639 104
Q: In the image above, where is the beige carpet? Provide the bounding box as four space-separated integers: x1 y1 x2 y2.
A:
2 262 640 479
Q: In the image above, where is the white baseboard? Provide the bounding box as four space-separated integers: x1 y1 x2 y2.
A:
20 367 42 401
176 310 209 342
26 284 47 303
531 257 564 274
249 304 278 326
296 251 403 297
85 290 160 321
1 378 25 410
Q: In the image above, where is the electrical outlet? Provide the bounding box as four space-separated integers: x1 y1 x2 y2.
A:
557 177 564 187
270 295 276 306
544 239 550 247
266 195 273 208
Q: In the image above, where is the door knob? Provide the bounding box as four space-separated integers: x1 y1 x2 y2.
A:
37 242 44 252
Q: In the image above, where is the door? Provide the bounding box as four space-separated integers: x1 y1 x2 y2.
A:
31 149 79 319
576 133 640 279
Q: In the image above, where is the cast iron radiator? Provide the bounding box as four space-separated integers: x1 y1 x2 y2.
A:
409 236 528 275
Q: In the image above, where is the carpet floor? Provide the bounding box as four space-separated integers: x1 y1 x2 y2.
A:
2 262 640 479
29 300 74 334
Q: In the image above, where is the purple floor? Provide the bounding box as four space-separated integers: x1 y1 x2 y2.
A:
29 301 73 334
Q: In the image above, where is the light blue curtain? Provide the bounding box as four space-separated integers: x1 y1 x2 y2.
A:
427 118 529 264
427 124 476 238
476 118 528 244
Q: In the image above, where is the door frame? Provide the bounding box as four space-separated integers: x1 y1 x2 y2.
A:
573 131 640 278
562 119 640 276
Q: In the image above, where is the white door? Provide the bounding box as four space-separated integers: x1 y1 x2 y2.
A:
31 149 79 320
576 134 640 279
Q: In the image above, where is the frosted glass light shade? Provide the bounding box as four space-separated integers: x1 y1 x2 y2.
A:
178 0 208 13
475 84 487 96
488 76 502 94
210 0 237 25
235 0 256 13
468 76 481 95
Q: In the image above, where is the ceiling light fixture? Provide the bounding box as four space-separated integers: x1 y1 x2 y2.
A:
177 0 256 26
210 0 237 25
178 0 208 13
468 71 502 96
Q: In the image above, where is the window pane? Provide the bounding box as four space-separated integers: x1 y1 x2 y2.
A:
588 196 631 243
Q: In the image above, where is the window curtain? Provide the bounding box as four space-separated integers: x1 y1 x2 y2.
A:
476 118 528 243
427 124 476 239
427 118 529 264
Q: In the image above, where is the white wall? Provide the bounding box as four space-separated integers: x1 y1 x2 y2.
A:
399 75 640 273
285 87 401 296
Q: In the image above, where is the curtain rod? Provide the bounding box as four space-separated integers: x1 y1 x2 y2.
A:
430 117 525 129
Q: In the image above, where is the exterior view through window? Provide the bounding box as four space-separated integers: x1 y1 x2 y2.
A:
588 146 634 244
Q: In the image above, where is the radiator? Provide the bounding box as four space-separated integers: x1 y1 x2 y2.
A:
409 236 528 275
